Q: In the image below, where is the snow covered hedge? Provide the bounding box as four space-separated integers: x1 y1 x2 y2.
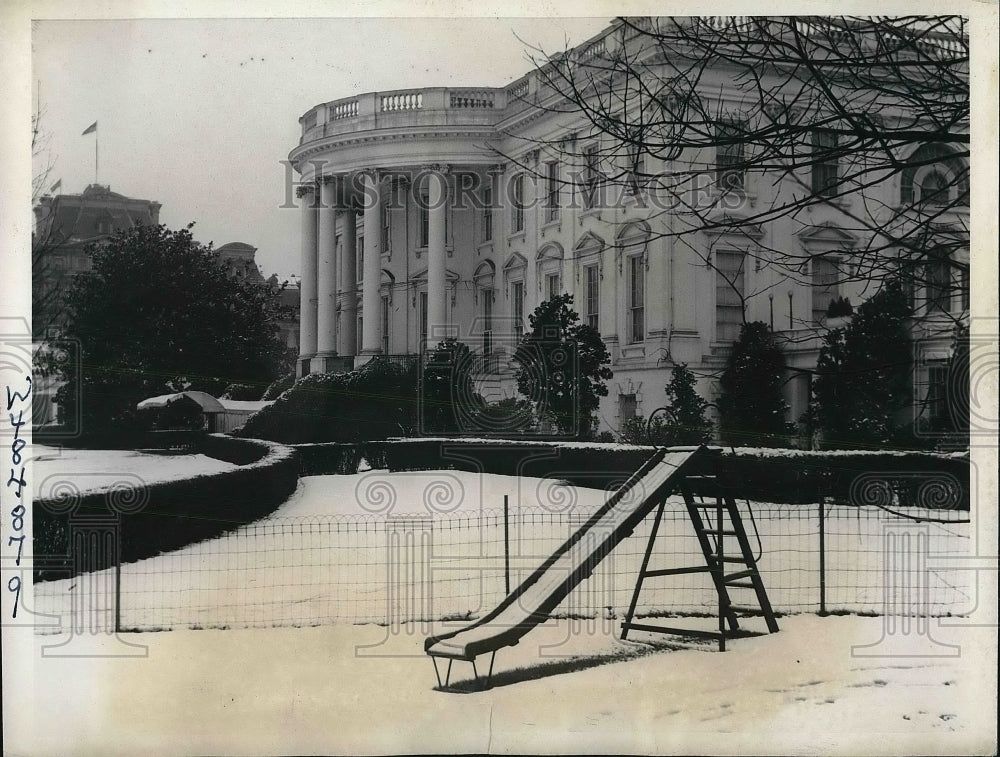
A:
293 440 970 509
33 435 298 580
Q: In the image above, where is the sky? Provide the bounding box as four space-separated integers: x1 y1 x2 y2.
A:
31 16 612 282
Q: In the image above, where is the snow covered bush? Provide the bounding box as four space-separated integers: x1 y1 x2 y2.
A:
718 322 795 447
236 358 420 444
810 283 914 449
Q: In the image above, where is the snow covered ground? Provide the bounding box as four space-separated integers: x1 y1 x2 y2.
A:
6 615 996 755
33 471 973 631
31 444 237 498
15 468 994 754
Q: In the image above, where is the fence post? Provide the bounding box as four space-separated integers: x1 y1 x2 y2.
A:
818 497 827 616
503 494 510 595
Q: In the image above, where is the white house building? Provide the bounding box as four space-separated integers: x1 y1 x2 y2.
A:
287 16 968 438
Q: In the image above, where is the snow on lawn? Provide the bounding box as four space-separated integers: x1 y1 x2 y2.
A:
33 471 972 633
30 444 237 498
11 615 996 755
273 469 610 517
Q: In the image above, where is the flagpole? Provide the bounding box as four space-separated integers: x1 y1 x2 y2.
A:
96 127 99 185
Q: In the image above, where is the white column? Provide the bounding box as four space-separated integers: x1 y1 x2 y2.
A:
340 209 358 355
361 171 382 355
297 184 318 371
316 178 339 362
426 169 448 349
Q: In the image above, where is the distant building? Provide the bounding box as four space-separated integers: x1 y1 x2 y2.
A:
33 184 162 334
32 184 162 426
274 281 301 355
216 242 301 358
216 241 266 284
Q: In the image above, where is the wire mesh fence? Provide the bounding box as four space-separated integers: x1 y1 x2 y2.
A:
32 498 972 633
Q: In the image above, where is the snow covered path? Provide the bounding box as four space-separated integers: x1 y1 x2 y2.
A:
9 615 995 755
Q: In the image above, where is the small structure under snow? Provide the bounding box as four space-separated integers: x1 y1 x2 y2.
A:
137 391 273 433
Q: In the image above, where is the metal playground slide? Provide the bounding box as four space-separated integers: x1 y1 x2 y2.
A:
424 446 707 688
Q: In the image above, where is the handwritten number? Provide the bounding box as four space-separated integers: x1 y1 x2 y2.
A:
7 468 26 499
8 576 21 618
10 504 25 532
8 535 24 565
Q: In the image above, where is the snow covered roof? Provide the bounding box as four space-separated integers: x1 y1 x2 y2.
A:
137 391 226 413
217 399 274 412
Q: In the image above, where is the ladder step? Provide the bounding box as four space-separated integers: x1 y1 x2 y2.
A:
725 581 757 589
621 622 724 641
718 556 748 563
643 566 713 578
723 570 756 582
703 529 738 536
729 605 778 615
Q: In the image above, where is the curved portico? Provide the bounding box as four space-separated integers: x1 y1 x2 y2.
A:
289 87 512 375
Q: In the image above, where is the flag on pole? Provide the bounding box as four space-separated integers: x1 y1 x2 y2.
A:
82 121 97 135
49 179 62 193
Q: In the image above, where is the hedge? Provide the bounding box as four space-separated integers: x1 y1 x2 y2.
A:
235 360 419 444
292 439 971 509
33 435 298 581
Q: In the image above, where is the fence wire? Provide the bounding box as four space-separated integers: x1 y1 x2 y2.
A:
33 498 972 633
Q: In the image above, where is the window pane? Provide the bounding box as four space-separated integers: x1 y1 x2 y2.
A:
482 183 492 242
585 265 599 330
512 281 524 339
629 256 644 343
716 120 745 190
419 292 428 344
716 250 746 341
620 393 637 423
811 257 840 324
811 130 839 198
512 175 524 232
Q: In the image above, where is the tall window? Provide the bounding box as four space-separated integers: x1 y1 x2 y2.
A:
811 130 839 198
545 161 560 222
925 362 950 424
512 281 524 340
716 250 746 341
357 237 364 283
582 144 600 209
482 289 493 356
925 250 952 313
716 120 746 191
584 264 600 330
511 174 524 233
419 291 428 346
811 257 840 324
381 295 390 354
619 393 638 424
546 273 560 301
482 181 493 242
628 256 644 344
628 144 645 194
959 263 970 311
419 191 448 248
381 201 391 253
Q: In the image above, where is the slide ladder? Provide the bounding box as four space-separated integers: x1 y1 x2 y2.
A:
620 471 779 650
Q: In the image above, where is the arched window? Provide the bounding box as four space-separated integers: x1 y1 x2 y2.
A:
900 144 969 207
919 171 950 206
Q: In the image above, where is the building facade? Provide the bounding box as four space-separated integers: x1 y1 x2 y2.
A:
288 17 969 438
